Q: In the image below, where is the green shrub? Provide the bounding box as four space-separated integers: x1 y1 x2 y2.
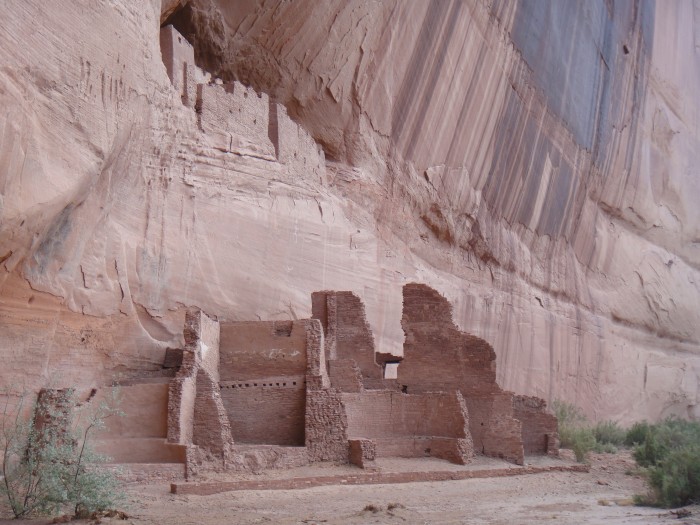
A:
647 445 700 508
594 421 626 446
553 401 596 462
625 421 650 447
553 400 587 428
567 426 597 462
593 442 618 454
0 389 124 519
631 418 700 507
633 418 700 468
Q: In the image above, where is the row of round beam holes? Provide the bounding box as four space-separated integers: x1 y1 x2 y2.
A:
220 381 300 389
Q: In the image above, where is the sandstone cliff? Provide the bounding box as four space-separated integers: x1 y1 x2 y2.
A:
1 0 698 423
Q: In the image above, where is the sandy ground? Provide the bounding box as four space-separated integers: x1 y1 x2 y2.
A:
2 451 699 524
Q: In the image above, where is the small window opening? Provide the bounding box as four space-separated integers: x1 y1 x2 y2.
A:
384 362 400 380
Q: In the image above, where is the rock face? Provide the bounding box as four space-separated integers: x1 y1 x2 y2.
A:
0 0 699 424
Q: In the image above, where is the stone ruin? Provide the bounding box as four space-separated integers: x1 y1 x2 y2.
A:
159 24 325 183
152 282 557 478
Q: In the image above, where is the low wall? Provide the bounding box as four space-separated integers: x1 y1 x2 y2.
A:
342 390 472 463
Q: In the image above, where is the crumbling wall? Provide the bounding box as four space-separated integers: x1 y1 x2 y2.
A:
167 308 232 461
399 283 525 464
219 320 307 446
159 24 325 184
311 291 383 384
196 81 276 159
269 102 326 183
514 395 559 455
327 359 363 393
342 390 473 464
193 367 233 456
348 438 376 469
304 319 349 461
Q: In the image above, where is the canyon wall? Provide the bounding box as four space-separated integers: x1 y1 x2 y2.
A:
1 0 699 424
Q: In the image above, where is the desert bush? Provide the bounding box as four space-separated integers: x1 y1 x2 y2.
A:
593 442 618 454
0 389 124 519
646 445 700 508
633 418 700 468
593 421 626 446
631 418 700 507
552 400 587 428
625 421 650 447
553 401 596 462
566 426 597 462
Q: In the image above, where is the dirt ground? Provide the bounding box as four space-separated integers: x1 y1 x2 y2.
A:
2 451 699 524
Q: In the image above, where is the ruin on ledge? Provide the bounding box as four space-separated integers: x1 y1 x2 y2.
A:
152 282 557 478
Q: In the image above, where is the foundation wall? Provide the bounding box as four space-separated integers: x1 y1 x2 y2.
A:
341 390 472 463
343 391 468 439
192 368 233 456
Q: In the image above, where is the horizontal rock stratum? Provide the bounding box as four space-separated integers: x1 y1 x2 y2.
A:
0 0 699 423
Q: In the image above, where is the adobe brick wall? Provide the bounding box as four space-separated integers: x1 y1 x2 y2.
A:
311 291 383 383
197 310 221 382
193 367 234 457
348 438 376 469
514 395 559 455
328 359 363 392
304 318 329 390
159 25 197 107
341 390 473 464
196 82 276 158
399 283 525 464
219 320 308 446
219 320 307 380
220 383 306 445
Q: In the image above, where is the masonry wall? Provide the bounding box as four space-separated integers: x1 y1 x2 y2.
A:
342 390 473 463
514 395 559 454
196 82 276 159
159 25 197 107
219 320 308 446
304 319 349 461
219 384 305 445
168 308 222 445
399 283 524 463
311 291 383 383
219 320 307 380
